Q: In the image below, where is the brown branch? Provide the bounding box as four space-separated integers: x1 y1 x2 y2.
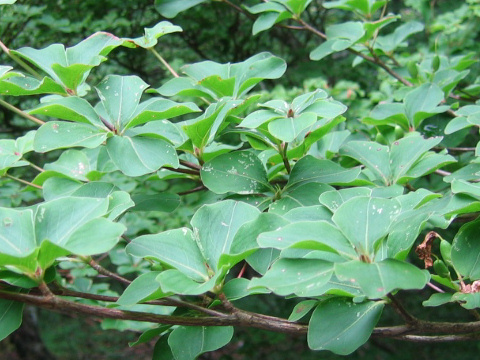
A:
387 294 417 325
85 258 131 285
50 286 228 318
179 159 202 170
295 17 327 39
163 166 200 176
6 288 480 340
177 185 207 196
0 290 306 334
393 333 480 342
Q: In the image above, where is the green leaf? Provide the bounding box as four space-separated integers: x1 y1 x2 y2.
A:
288 300 318 322
156 269 218 295
310 22 365 61
248 258 333 296
319 187 372 212
0 298 24 341
452 293 480 310
287 156 362 190
335 259 429 298
253 12 289 35
323 0 386 15
33 197 124 263
268 112 317 142
308 298 384 355
389 135 443 183
201 151 272 194
229 212 289 260
362 103 409 130
452 220 480 280
0 75 67 96
44 149 91 181
0 208 36 258
95 75 148 131
246 248 280 275
29 96 103 128
168 326 234 360
171 52 286 100
190 200 260 272
132 325 171 347
340 141 391 185
182 101 233 148
223 278 271 300
240 109 281 129
386 211 430 259
269 183 333 215
153 336 175 360
106 135 178 177
154 0 208 18
404 83 449 129
124 21 182 48
126 228 209 282
131 193 180 212
34 121 107 152
422 293 454 307
117 271 165 305
257 221 357 258
126 98 200 130
375 21 424 53
13 32 125 90
59 217 125 255
332 196 400 257
451 179 480 200
35 197 108 244
0 139 27 172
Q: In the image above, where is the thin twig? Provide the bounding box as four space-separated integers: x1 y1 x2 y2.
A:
0 39 42 79
121 234 132 243
85 257 131 285
434 146 475 153
163 166 200 176
0 99 45 125
280 142 291 174
28 161 45 172
177 185 207 196
435 169 451 177
387 294 417 325
295 17 327 39
149 48 179 78
427 282 445 293
5 174 42 189
50 286 229 317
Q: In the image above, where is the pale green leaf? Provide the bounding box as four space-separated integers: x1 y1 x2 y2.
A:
106 135 178 177
332 196 400 256
335 259 429 299
249 258 334 296
168 326 233 360
201 151 272 194
127 228 209 282
308 298 384 355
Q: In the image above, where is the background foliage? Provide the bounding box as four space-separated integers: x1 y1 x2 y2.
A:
2 0 480 359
